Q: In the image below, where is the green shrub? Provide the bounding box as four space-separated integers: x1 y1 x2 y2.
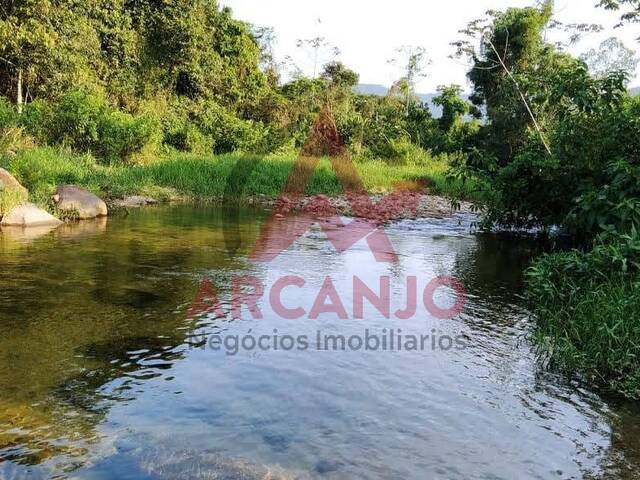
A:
0 98 17 130
528 229 640 399
568 160 640 238
96 111 159 164
165 124 214 155
191 100 268 154
48 90 107 151
19 100 51 143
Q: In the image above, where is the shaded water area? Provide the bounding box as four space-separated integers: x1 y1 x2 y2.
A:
0 205 639 479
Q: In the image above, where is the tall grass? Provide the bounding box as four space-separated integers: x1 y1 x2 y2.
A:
0 188 28 216
1 147 479 208
528 234 640 399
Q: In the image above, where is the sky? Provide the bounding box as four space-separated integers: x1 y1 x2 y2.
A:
218 0 640 92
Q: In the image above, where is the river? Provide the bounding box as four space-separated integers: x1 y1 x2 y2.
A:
0 205 638 479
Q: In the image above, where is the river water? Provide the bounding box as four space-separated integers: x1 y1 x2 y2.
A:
0 205 638 479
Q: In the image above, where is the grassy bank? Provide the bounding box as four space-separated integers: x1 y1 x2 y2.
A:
0 146 479 210
527 233 640 400
532 278 640 399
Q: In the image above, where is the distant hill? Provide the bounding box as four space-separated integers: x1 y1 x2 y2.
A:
356 84 640 117
355 83 390 96
354 84 463 117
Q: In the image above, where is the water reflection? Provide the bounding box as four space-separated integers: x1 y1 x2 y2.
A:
0 206 264 474
0 206 637 479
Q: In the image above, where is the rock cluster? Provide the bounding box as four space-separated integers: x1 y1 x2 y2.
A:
263 192 471 223
0 173 111 230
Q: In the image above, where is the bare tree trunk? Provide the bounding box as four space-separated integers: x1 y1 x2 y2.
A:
313 47 318 79
17 68 23 114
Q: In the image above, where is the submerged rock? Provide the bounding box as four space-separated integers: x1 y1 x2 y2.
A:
0 168 28 196
0 203 63 228
53 185 108 219
113 195 158 208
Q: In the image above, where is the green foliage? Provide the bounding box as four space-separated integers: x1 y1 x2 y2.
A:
95 111 160 164
433 85 469 131
528 229 640 398
431 85 479 154
19 100 48 141
2 146 478 208
20 90 160 163
322 62 360 90
0 0 481 173
568 161 640 237
0 98 17 129
48 90 107 151
0 186 28 216
454 2 640 230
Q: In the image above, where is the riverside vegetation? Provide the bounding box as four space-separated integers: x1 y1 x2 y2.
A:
1 0 640 398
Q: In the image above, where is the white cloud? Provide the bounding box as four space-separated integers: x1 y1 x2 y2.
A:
220 0 640 91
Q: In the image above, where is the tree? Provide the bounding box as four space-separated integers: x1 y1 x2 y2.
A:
450 1 638 229
598 1 640 38
580 37 639 78
432 85 469 131
455 1 555 163
388 45 430 116
295 36 340 79
0 0 102 111
321 61 359 89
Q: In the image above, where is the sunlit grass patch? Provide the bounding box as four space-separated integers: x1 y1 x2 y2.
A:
1 147 480 210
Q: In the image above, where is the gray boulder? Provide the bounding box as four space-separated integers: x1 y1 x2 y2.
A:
53 185 108 219
1 203 63 227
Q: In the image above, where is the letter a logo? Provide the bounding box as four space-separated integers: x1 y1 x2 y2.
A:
250 107 423 263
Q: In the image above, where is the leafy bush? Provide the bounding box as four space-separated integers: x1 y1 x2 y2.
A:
165 124 214 155
0 97 17 130
568 160 640 238
25 92 161 164
528 229 640 399
191 100 267 154
95 111 159 164
48 90 107 151
381 138 424 165
19 100 50 143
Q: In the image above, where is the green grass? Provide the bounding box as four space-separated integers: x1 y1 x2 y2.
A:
0 187 28 216
531 279 640 399
0 146 479 209
528 240 640 399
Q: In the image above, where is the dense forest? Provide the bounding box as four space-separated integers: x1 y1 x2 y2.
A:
1 0 640 398
0 0 477 162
